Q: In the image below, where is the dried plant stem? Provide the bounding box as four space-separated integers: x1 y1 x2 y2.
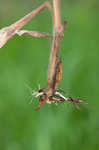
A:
47 0 66 95
10 1 53 31
0 1 52 48
16 30 51 37
30 0 87 109
0 1 86 109
53 0 61 31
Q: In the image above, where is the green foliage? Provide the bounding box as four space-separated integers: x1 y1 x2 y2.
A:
0 0 99 150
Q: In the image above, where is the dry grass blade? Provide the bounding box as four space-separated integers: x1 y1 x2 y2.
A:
0 1 52 48
16 30 51 38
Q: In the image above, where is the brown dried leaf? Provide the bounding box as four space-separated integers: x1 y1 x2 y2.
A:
0 1 52 48
55 57 62 89
16 30 51 38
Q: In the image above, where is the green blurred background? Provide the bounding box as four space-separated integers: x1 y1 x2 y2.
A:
0 0 99 150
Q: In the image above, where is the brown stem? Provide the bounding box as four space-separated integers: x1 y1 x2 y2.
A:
53 0 61 31
0 1 53 48
47 0 66 97
10 1 53 30
16 30 51 38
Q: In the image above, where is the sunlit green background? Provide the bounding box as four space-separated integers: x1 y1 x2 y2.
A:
0 0 99 150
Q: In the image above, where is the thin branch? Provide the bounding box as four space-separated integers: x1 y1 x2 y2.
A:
53 0 61 31
10 1 53 30
0 1 52 48
16 30 51 38
47 0 66 96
